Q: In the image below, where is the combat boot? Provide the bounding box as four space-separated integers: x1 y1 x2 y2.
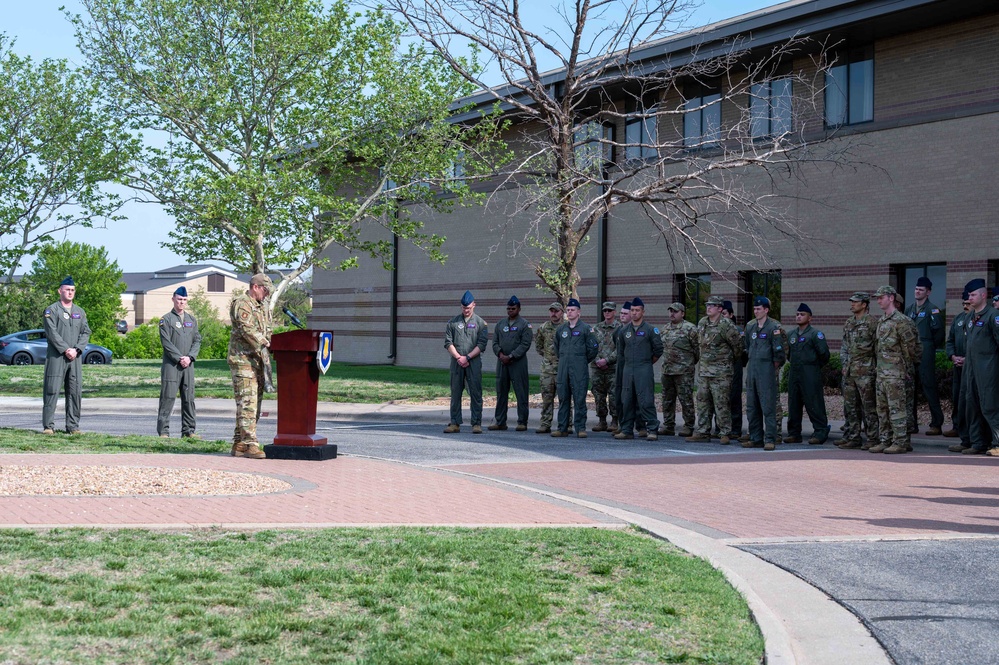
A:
516 423 528 431
807 437 825 445
838 441 863 449
986 448 999 457
763 442 776 451
487 423 508 431
536 426 551 434
719 435 731 445
657 427 674 436
244 443 266 459
962 447 986 455
868 443 889 453
645 432 658 441
685 434 710 443
577 431 588 439
948 444 970 453
739 433 751 443
471 425 483 434
637 429 648 438
943 429 959 438
742 441 763 448
609 419 619 433
883 444 908 454
783 435 803 444
231 443 247 457
925 427 942 436
42 428 54 435
550 430 568 438
443 423 461 434
592 419 608 432
678 426 693 437
613 432 634 440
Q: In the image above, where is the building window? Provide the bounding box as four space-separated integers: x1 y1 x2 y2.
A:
448 150 466 179
625 98 658 160
683 87 721 148
678 273 711 323
574 122 614 172
742 270 782 321
825 47 874 127
895 264 946 313
750 79 793 139
986 260 999 293
208 274 225 293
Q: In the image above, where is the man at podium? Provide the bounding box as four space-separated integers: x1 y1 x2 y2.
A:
227 273 274 459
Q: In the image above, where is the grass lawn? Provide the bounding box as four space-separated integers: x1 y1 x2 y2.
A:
0 527 764 664
0 428 230 454
0 360 538 403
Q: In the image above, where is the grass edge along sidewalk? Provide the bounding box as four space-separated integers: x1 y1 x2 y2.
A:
0 526 763 664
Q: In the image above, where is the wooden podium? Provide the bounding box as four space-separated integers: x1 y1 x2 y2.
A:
263 329 337 460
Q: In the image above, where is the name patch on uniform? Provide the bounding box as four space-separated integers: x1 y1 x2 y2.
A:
72 313 81 319
184 321 194 328
976 320 984 327
636 331 646 336
572 331 581 336
759 333 767 339
918 311 926 317
467 324 476 329
510 326 518 331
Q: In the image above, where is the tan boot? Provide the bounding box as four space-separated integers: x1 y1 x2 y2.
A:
443 423 460 434
231 443 248 457
609 419 619 433
883 444 908 454
591 419 608 432
42 428 55 435
577 431 588 439
244 443 266 459
535 426 551 434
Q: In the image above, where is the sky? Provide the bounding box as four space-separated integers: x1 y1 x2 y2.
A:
6 0 778 274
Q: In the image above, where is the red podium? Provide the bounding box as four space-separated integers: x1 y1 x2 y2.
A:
263 329 337 460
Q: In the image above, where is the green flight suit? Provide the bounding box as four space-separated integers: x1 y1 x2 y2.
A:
905 299 946 429
444 313 488 427
157 308 202 437
42 301 91 432
492 315 533 427
786 324 830 441
745 318 787 444
617 321 664 435
554 320 599 433
962 305 999 451
945 310 971 444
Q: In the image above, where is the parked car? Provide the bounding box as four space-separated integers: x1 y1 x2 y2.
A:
0 330 114 366
116 320 129 334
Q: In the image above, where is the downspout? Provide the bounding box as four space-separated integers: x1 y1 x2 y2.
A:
388 214 399 364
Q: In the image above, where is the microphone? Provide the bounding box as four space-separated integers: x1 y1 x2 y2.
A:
282 307 305 329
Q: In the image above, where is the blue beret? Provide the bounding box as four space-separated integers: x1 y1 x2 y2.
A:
460 290 474 306
962 290 969 301
722 300 734 314
754 296 771 308
915 276 932 289
796 302 812 315
507 295 519 306
993 286 999 298
174 286 188 297
621 301 632 311
631 297 645 307
567 298 581 309
60 276 74 287
964 279 986 294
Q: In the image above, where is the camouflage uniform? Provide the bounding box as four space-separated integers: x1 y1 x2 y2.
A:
534 320 560 431
899 314 922 433
42 301 91 432
693 316 742 437
659 319 699 435
590 318 620 427
227 292 273 447
873 309 919 451
745 318 787 445
841 312 879 446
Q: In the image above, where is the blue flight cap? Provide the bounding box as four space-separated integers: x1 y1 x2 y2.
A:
754 296 771 308
993 286 999 298
567 298 581 309
460 290 474 306
796 302 812 315
507 295 520 306
961 290 969 301
631 297 645 307
722 300 734 314
621 301 632 311
60 276 74 287
964 278 986 294
174 286 188 297
916 276 932 289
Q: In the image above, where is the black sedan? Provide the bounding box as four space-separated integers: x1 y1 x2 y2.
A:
0 330 114 366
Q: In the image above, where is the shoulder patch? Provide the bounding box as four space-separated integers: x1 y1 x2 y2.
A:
159 319 166 326
994 315 999 325
816 331 825 339
931 308 940 314
653 327 659 335
44 309 51 317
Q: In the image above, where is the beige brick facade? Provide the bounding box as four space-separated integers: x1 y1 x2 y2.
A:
314 2 999 366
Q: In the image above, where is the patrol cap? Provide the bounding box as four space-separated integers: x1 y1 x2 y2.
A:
848 291 870 302
873 285 897 297
963 278 985 294
705 295 725 307
631 296 645 308
566 298 581 309
667 302 685 312
796 303 812 315
59 276 75 287
173 286 188 297
250 273 274 291
548 301 564 312
621 301 632 311
460 290 474 306
916 276 932 289
507 295 520 307
602 301 616 311
722 300 734 314
754 296 771 308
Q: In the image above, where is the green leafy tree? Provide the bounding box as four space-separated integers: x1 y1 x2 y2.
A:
27 241 126 345
0 282 50 336
70 0 506 311
0 34 136 282
275 275 312 327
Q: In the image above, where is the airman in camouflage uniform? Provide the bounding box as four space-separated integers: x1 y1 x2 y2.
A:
905 276 946 435
589 301 620 432
785 303 830 445
227 273 274 459
687 296 742 444
42 277 91 434
871 285 919 454
659 302 699 437
838 292 879 450
743 296 787 451
534 302 564 434
895 292 922 434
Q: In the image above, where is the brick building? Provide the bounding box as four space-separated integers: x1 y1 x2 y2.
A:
313 0 999 368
